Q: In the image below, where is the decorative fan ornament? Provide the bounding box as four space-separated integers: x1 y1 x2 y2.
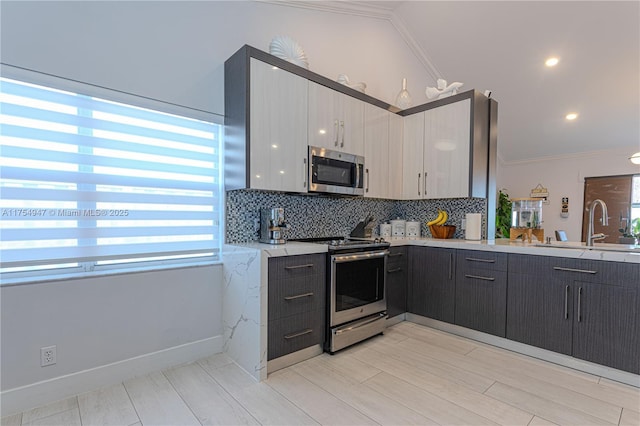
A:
269 36 309 69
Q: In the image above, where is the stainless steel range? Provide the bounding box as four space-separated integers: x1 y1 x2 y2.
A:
296 237 390 353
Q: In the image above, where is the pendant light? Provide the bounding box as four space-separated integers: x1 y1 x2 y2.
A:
630 152 640 165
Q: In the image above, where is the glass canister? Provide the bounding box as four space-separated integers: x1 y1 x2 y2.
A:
511 198 543 229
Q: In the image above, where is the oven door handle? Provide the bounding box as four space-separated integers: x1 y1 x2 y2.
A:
331 250 388 263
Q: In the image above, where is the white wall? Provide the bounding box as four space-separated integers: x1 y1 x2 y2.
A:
497 148 640 241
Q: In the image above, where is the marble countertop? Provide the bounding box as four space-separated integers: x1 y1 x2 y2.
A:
224 238 640 263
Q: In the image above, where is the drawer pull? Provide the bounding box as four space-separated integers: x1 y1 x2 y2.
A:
465 257 496 263
284 292 314 300
553 266 597 275
465 274 495 281
387 268 403 273
284 263 314 270
388 253 404 258
284 329 313 340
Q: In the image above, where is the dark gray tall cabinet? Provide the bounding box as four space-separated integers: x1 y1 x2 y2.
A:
507 254 640 374
386 246 408 318
407 246 456 323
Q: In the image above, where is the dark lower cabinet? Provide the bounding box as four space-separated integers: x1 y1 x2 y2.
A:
267 253 326 361
507 254 640 374
386 246 407 318
408 246 455 323
455 251 508 337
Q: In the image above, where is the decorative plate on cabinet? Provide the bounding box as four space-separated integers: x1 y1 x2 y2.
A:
269 36 309 69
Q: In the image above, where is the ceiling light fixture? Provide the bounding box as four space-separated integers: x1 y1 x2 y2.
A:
545 57 559 67
630 152 640 165
565 113 578 120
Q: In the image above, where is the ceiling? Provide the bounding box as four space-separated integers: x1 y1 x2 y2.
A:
285 1 640 164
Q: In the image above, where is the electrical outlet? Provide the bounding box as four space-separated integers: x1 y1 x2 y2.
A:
41 345 56 367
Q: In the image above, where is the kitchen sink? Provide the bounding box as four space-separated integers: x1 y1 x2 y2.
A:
534 242 640 253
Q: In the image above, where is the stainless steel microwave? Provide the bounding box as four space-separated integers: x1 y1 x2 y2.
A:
308 146 365 196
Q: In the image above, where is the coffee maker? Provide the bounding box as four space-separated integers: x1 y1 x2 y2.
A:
259 207 287 244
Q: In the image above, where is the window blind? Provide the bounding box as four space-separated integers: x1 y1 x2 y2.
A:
0 77 221 269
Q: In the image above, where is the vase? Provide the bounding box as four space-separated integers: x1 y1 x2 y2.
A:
395 78 412 109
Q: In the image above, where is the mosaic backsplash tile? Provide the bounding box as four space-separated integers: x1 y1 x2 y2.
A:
226 190 488 243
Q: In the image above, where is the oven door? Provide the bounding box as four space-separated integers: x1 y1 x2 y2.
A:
309 146 364 195
330 250 387 327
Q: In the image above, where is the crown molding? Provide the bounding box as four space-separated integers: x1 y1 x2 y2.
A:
258 1 441 81
499 147 640 167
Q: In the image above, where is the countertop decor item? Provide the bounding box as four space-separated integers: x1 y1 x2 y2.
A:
269 36 309 69
426 78 464 100
496 189 511 238
395 78 412 109
429 224 456 239
336 74 366 93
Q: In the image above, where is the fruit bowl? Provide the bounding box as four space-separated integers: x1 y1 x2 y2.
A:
429 224 456 239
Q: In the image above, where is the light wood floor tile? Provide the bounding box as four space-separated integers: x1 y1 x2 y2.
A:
485 382 615 425
163 362 259 425
77 383 138 426
353 346 533 425
293 356 438 425
266 369 379 425
197 352 235 370
365 371 498 425
370 337 495 392
124 371 200 426
0 413 22 426
21 397 77 424
528 416 559 426
619 408 640 426
203 362 318 425
396 321 479 354
22 408 81 426
310 351 381 383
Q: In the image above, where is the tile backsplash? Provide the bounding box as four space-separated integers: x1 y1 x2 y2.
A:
226 190 488 243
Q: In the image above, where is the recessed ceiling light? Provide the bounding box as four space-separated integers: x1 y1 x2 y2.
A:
545 57 559 67
565 113 578 120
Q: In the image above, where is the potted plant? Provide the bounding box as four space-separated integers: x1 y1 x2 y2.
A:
496 189 511 238
619 217 640 244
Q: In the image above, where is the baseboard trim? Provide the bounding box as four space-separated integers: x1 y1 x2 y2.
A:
406 314 640 388
1 335 223 417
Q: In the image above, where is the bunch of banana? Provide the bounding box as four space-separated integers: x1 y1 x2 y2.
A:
426 209 448 226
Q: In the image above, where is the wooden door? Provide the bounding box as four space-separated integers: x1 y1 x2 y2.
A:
582 175 632 243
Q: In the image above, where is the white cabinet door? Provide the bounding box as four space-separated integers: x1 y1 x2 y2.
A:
250 59 308 192
308 82 364 155
388 112 404 199
423 98 470 199
402 112 425 199
364 104 389 198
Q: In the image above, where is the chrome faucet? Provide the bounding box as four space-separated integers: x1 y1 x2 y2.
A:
586 199 609 246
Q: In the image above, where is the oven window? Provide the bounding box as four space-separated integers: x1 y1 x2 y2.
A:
313 157 353 186
334 256 385 311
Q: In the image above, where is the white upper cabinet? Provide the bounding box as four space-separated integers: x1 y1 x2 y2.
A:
308 82 364 155
423 98 471 199
363 104 389 198
402 112 425 199
249 59 308 192
388 112 404 199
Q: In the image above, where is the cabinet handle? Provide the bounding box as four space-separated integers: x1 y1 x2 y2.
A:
465 257 496 263
553 266 597 274
564 285 569 320
417 173 421 196
387 267 403 273
334 120 339 146
449 252 453 280
284 292 314 300
284 329 313 340
465 274 495 281
340 121 345 147
577 287 583 322
366 168 370 193
284 263 314 270
303 158 307 188
388 253 403 258
424 172 428 196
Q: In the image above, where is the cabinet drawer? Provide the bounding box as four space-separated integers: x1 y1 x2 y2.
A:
269 253 326 280
268 277 325 320
455 270 508 337
458 250 507 272
387 246 407 268
268 309 325 360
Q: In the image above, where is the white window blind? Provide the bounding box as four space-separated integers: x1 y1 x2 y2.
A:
0 77 221 270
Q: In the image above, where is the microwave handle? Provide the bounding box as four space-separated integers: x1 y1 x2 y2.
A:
355 163 361 189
